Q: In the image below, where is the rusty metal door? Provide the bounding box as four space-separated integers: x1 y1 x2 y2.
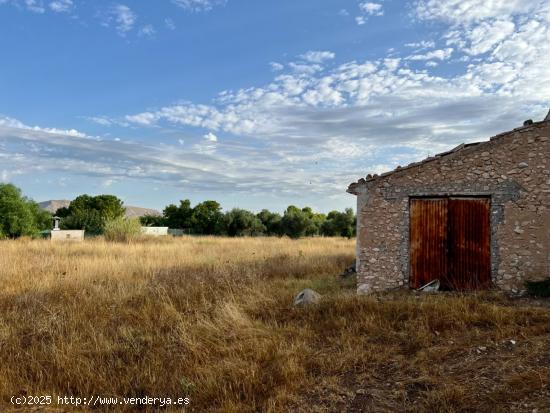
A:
447 198 491 290
410 198 449 289
410 197 490 290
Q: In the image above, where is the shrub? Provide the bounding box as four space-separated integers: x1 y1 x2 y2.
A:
103 217 142 242
525 278 550 297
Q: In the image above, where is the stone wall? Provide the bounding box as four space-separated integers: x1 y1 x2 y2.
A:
351 121 550 294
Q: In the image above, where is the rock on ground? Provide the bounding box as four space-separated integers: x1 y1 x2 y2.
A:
294 289 322 306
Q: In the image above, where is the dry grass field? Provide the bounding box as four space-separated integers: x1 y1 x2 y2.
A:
1 237 550 412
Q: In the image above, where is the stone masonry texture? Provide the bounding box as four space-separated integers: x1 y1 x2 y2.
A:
348 121 550 294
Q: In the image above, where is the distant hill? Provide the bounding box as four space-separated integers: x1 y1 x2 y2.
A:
124 205 162 218
38 200 71 213
38 200 161 218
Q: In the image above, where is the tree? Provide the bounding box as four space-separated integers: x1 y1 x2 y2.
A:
91 195 125 221
257 209 283 236
55 206 71 218
321 208 356 238
58 194 125 234
0 183 51 238
281 206 313 239
59 209 104 234
67 194 125 221
140 214 166 227
29 201 53 232
191 201 224 235
163 199 193 229
301 207 326 236
224 209 266 236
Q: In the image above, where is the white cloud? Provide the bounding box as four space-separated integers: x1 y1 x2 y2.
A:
270 62 284 72
193 132 218 154
405 40 435 49
1 170 10 183
165 18 176 30
125 112 157 125
415 0 540 25
117 0 550 197
122 50 543 151
384 58 400 71
289 62 323 75
407 48 454 61
109 4 136 35
413 0 550 102
102 178 115 187
171 0 226 12
0 116 86 137
24 0 45 13
359 2 383 16
5 0 550 204
0 117 26 129
138 24 155 37
464 19 515 55
1 0 73 14
86 116 113 126
49 0 72 12
204 132 217 142
299 51 336 64
1 115 299 196
35 127 86 138
1 0 148 37
356 1 383 25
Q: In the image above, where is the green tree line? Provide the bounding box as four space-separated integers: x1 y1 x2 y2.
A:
0 183 356 239
141 200 356 238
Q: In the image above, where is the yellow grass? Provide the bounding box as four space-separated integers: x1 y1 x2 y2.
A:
1 236 550 412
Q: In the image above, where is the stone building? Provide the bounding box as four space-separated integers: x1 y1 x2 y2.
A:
348 117 550 294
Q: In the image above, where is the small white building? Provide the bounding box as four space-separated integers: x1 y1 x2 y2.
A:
50 216 85 241
51 230 85 241
141 227 169 236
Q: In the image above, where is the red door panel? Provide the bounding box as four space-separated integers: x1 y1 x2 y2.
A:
410 198 448 289
448 198 491 290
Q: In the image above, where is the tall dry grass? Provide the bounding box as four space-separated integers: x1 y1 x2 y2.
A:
0 236 549 412
0 237 352 411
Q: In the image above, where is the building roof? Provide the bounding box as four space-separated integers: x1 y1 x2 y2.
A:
347 118 550 195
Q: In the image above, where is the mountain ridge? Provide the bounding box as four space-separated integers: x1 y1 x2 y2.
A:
38 200 162 218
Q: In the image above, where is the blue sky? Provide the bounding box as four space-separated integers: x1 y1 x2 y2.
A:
0 0 549 212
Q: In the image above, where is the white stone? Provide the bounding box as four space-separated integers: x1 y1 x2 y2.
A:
357 283 371 295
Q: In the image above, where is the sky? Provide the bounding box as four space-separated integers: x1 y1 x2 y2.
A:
0 0 549 213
